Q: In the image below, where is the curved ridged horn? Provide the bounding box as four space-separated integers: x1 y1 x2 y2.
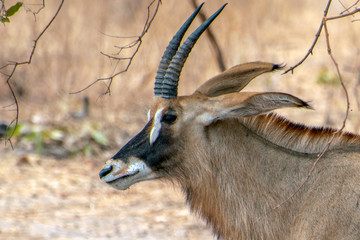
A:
160 3 227 99
154 3 204 97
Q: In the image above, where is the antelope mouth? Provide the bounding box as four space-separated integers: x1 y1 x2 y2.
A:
105 170 140 184
99 158 157 190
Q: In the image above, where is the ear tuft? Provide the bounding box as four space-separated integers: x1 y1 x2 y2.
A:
298 100 313 110
208 92 312 121
272 63 286 71
239 93 312 116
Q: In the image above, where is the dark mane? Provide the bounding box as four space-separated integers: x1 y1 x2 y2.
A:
241 113 360 154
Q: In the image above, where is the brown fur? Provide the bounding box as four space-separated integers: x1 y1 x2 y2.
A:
101 62 360 240
146 73 360 239
169 112 360 239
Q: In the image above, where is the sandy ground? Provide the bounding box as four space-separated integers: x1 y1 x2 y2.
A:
0 150 214 240
1 1 359 239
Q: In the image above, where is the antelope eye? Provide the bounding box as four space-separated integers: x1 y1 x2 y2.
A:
161 113 177 124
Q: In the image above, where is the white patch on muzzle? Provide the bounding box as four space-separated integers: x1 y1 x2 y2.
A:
149 108 164 145
147 109 151 121
100 158 156 190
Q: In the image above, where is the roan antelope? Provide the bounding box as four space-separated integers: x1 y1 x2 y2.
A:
99 3 360 240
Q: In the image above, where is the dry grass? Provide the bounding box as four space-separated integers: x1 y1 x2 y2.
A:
1 0 359 131
0 0 359 239
0 152 214 240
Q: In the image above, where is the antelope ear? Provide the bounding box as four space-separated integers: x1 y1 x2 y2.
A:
198 92 311 125
195 62 282 97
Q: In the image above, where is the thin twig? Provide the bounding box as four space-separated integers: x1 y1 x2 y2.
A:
327 7 360 21
23 0 45 21
1 0 64 144
273 136 337 210
340 0 360 14
283 0 333 74
285 0 360 74
323 17 350 130
0 0 6 20
72 0 162 95
274 6 354 210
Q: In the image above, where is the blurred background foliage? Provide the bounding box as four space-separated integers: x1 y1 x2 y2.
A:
1 0 359 156
0 1 359 239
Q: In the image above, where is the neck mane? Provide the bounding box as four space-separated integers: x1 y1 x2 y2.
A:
241 113 360 154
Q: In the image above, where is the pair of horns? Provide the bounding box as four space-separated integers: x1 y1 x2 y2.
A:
154 3 227 99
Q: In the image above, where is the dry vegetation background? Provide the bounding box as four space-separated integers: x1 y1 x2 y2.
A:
0 0 359 239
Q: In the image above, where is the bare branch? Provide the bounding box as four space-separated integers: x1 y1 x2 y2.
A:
284 0 360 74
23 0 46 20
273 0 358 210
283 0 333 74
322 18 350 131
339 0 360 14
1 0 65 144
327 7 360 21
0 0 5 19
73 0 162 95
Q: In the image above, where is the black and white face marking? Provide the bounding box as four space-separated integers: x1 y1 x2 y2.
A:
99 2 227 190
149 108 177 145
99 108 178 190
150 108 164 145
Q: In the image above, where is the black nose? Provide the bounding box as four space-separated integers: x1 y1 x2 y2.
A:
99 165 113 179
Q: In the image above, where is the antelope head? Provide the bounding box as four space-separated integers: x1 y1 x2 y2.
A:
99 3 309 190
